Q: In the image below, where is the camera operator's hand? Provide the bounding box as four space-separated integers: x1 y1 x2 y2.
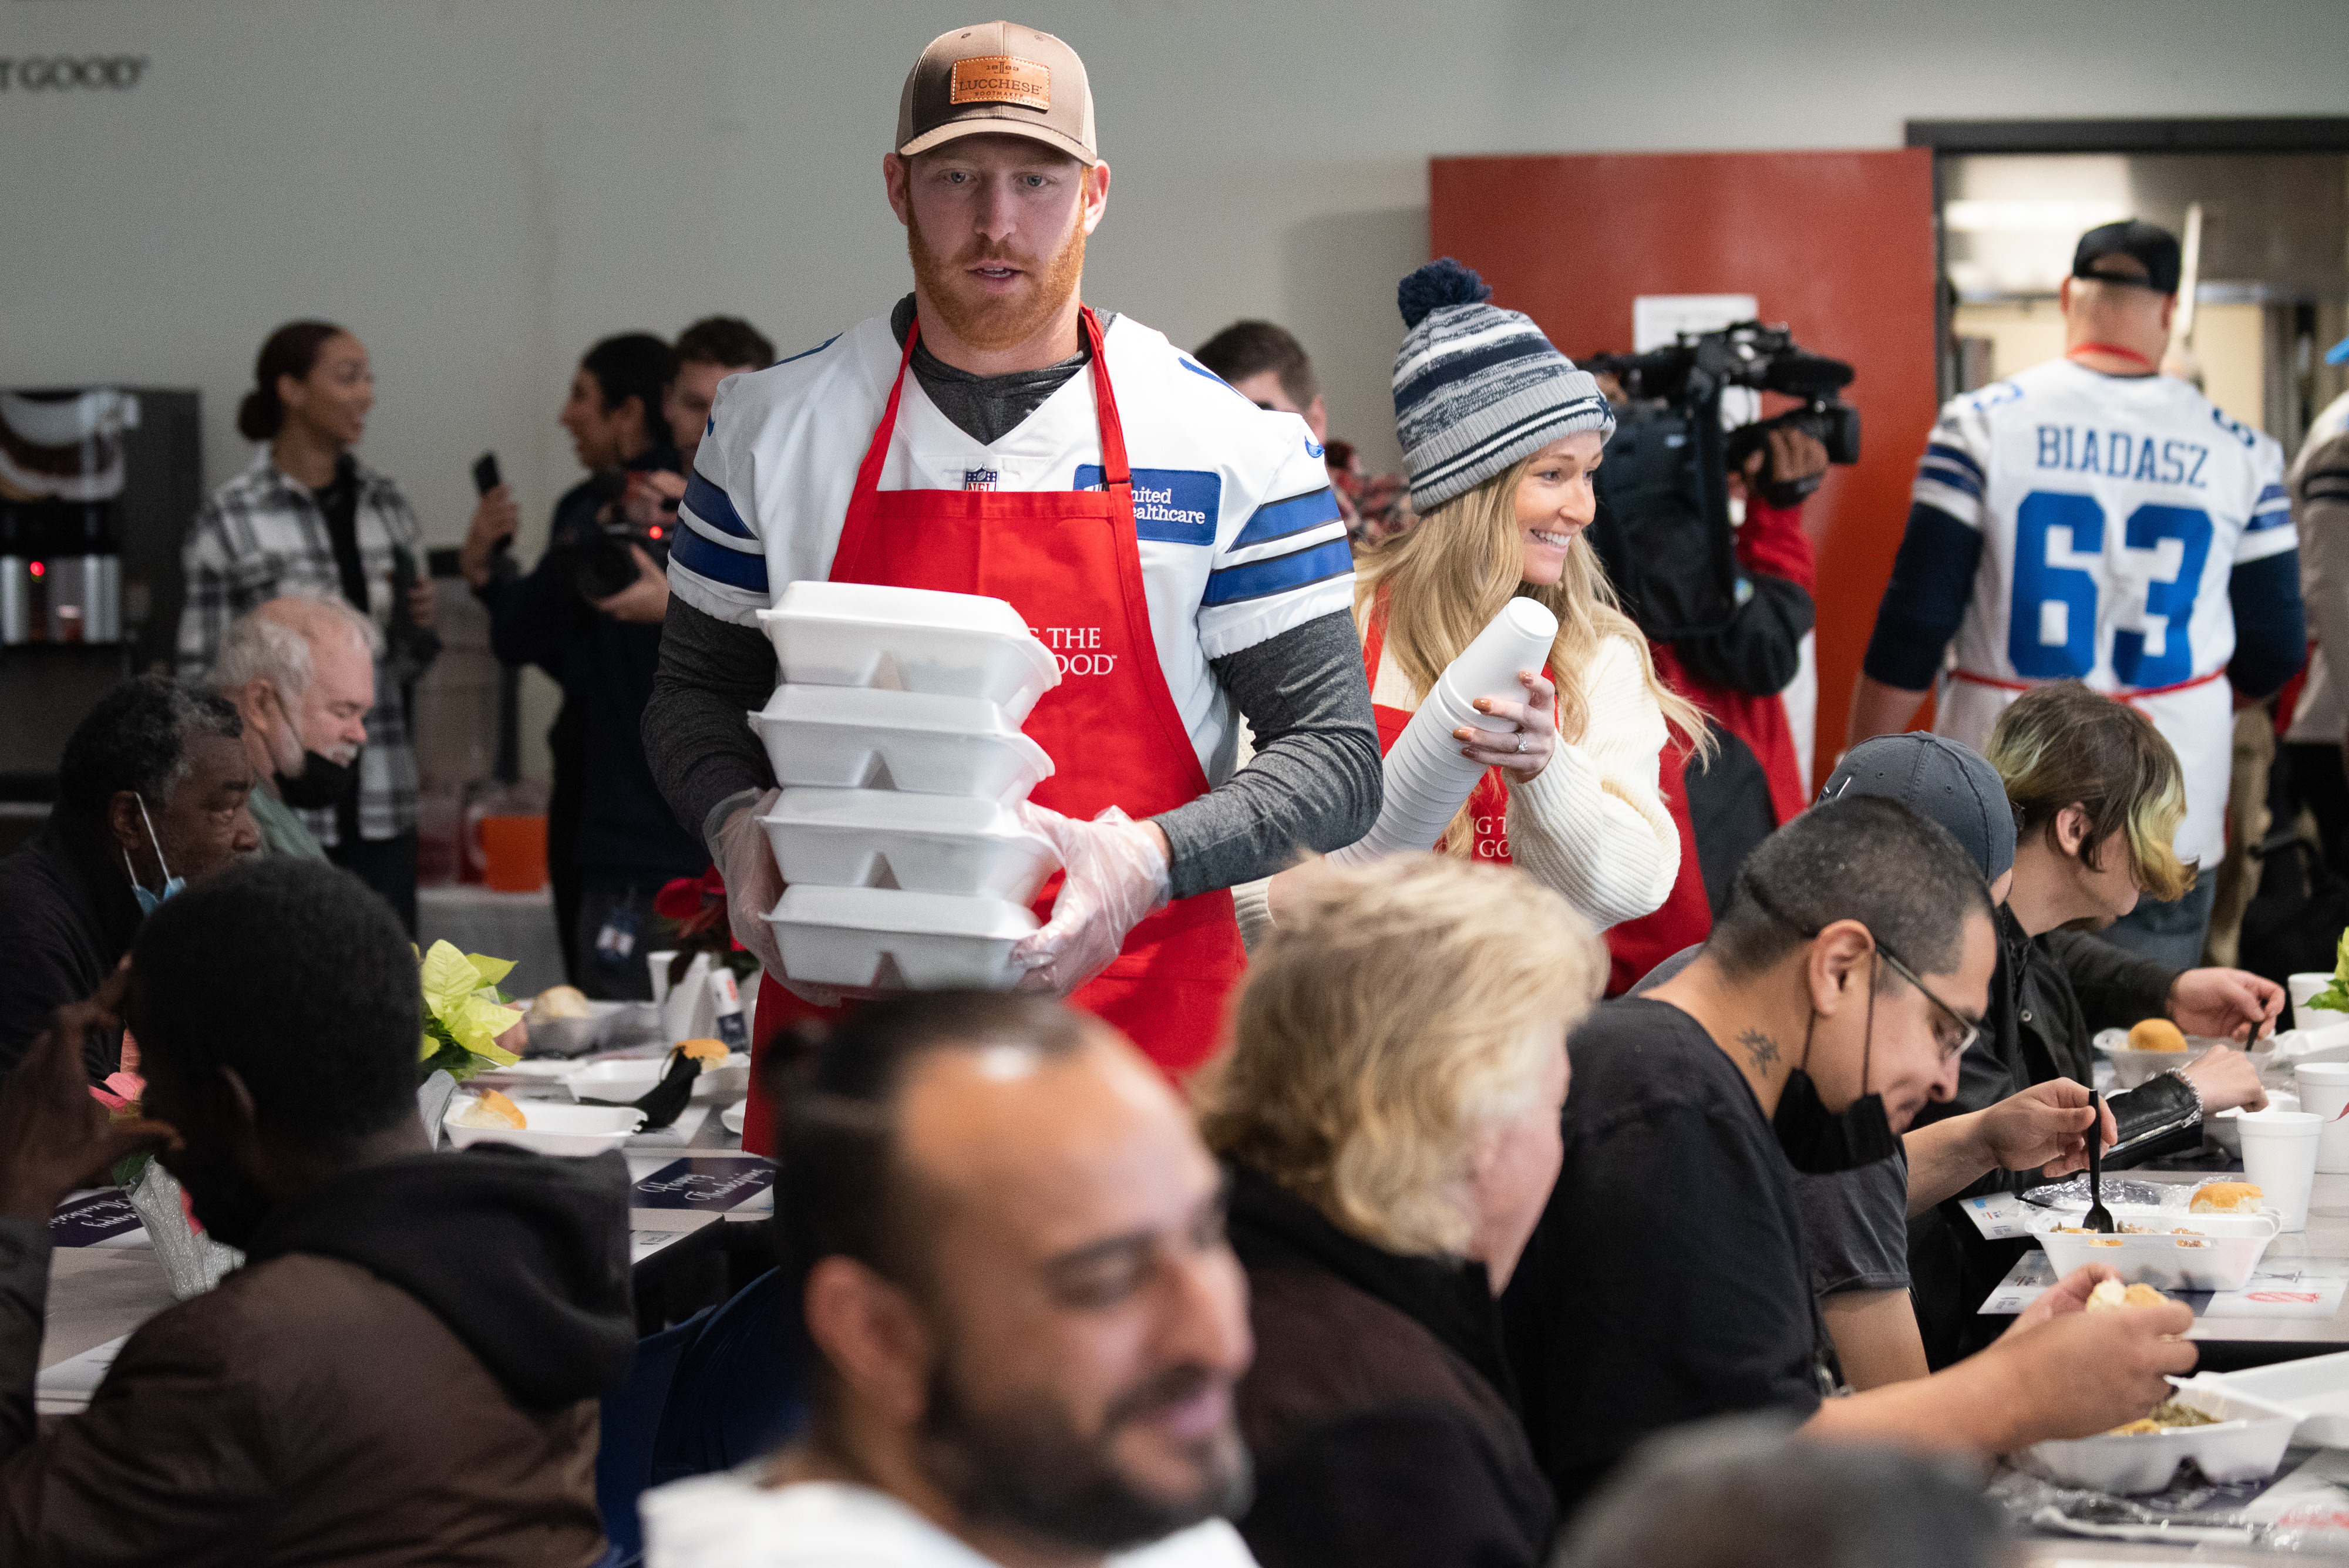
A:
1735 428 1829 500
622 470 687 531
590 544 671 624
459 484 521 588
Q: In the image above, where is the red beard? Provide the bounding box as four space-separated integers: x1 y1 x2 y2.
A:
908 215 1086 354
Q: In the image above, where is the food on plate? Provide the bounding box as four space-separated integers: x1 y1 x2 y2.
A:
2086 1279 2172 1313
2127 1017 2190 1053
2190 1181 2264 1214
2105 1398 2222 1436
673 1038 728 1069
451 1088 528 1129
528 985 593 1025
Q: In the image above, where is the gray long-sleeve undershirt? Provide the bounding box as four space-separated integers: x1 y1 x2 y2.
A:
645 597 1379 898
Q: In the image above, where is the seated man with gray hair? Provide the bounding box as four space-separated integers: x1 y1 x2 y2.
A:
208 595 379 860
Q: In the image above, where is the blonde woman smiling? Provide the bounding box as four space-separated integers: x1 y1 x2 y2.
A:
1243 261 1699 939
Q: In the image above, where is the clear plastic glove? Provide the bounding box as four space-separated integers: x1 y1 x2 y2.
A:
716 788 835 1008
1011 803 1171 996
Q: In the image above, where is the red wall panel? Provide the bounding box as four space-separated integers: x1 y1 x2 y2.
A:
1430 149 1940 785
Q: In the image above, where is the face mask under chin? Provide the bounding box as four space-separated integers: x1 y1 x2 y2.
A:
1771 1068 1900 1175
277 748 361 810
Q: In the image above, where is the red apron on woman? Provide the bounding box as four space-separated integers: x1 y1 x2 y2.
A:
740 309 1244 1153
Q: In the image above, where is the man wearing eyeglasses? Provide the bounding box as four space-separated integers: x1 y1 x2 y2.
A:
1502 794 2197 1518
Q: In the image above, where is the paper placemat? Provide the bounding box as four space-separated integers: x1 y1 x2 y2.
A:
48 1189 145 1249
631 1156 775 1212
1981 1251 2349 1318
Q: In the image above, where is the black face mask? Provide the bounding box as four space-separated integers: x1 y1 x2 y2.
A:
1771 965 1902 1175
276 748 360 810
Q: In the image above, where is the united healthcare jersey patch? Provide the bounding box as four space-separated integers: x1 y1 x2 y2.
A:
1075 465 1220 546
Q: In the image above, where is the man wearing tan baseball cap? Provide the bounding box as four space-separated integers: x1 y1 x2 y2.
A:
647 21 1379 1150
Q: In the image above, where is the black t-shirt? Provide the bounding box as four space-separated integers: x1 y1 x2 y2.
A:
1501 995 1830 1516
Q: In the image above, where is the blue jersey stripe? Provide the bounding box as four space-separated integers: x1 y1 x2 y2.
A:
671 526 770 592
683 471 755 539
1231 487 1342 548
1917 459 1984 499
1926 442 1985 483
2257 483 2287 506
1179 356 1251 400
775 334 840 367
2245 509 2295 532
1202 537 1352 607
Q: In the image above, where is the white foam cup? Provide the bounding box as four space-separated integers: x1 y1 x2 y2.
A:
2297 1062 2349 1174
1435 598 1557 733
2290 973 2337 1012
2238 1111 2324 1231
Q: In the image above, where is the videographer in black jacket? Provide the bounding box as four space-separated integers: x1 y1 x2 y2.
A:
457 333 706 998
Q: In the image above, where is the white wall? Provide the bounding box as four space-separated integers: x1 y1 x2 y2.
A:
7 0 2348 552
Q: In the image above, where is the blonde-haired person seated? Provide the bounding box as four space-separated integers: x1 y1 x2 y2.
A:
1197 854 1603 1568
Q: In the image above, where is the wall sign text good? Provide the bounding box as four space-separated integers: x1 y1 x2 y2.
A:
0 55 149 91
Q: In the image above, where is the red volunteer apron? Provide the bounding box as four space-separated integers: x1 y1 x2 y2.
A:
1359 587 1557 864
1945 664 2226 715
741 308 1244 1153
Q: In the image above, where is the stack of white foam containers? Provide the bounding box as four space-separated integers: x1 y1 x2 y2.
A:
1329 597 1559 863
751 583 1063 989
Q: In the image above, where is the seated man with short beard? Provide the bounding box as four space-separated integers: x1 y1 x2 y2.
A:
641 991 1257 1568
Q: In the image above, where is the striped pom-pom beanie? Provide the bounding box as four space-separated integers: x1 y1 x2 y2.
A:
1392 258 1614 514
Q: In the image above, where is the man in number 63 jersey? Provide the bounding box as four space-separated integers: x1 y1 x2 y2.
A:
1850 220 2305 966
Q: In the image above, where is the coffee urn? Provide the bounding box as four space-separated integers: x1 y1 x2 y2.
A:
0 389 136 645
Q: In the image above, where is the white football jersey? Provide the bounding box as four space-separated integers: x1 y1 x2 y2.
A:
1917 358 2288 867
669 311 1351 784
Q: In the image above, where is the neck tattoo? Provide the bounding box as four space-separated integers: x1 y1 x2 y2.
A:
1737 1028 1783 1075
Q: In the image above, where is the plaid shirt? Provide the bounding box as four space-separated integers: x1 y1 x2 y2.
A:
175 451 436 843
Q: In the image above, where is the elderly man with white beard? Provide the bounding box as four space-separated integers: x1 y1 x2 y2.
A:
210 594 378 860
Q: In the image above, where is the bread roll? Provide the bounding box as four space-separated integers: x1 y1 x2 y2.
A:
2128 1017 2189 1053
2086 1279 2172 1312
2190 1181 2263 1214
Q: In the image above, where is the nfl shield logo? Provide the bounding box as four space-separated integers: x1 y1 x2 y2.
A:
963 467 999 492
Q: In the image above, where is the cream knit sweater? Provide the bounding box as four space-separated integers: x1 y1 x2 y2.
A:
1231 624 1680 944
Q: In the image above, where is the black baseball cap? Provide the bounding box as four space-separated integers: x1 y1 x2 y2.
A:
1819 733 2017 885
2072 220 2182 295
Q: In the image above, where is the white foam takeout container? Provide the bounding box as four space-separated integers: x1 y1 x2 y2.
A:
751 685 1053 802
759 788 1059 903
2190 1350 2349 1448
756 583 1061 722
2017 1380 2300 1495
766 884 1039 990
443 1096 645 1156
2027 1203 2280 1291
562 1052 752 1105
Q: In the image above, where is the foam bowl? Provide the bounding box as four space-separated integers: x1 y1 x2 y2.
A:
751 685 1052 802
563 1054 752 1105
756 582 1060 721
2016 1381 2300 1495
766 884 1039 990
443 1096 644 1156
2026 1203 2280 1292
760 788 1059 901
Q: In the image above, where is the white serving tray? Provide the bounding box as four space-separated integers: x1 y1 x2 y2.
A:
2190 1350 2349 1447
766 884 1038 990
444 1096 645 1156
759 788 1059 902
757 582 1061 721
563 1053 751 1104
2027 1204 2280 1292
2016 1380 2300 1495
751 685 1053 802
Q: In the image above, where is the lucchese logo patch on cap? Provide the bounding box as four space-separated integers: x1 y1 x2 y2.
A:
949 54 1049 110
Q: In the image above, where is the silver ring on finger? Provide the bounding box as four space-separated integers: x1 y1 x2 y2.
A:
1516 735 1529 754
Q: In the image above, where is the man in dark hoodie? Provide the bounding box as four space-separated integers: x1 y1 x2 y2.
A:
0 677 261 1079
0 856 634 1565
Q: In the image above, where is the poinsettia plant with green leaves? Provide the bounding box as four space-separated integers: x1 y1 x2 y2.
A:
2310 930 2349 1016
416 941 523 1084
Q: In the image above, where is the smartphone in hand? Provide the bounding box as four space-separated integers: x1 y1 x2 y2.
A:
472 452 511 558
